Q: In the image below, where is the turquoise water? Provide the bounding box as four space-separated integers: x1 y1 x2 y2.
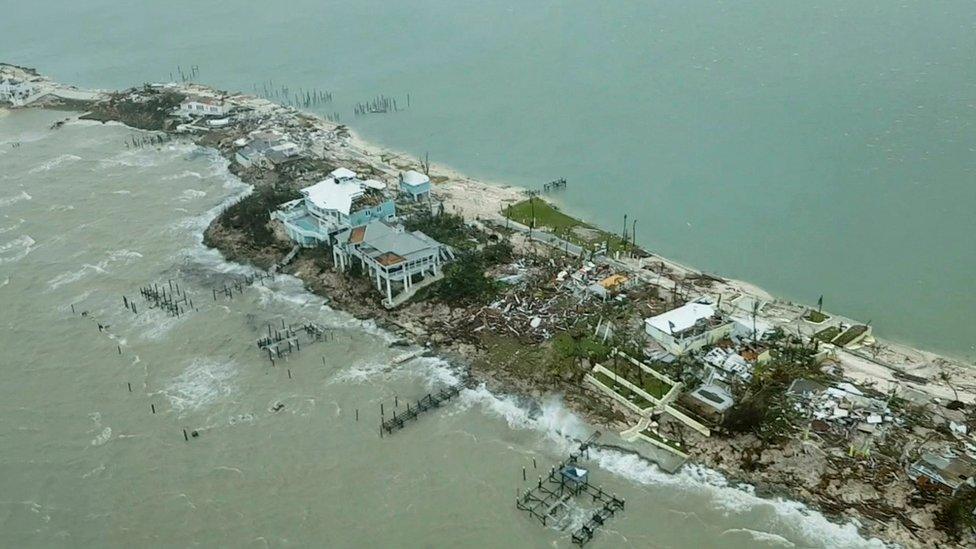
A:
2 1 974 358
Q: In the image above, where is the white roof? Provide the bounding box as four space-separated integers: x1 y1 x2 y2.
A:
401 170 430 186
330 167 357 180
646 300 716 335
302 178 363 215
363 179 386 191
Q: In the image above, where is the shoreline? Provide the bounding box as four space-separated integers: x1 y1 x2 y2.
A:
5 63 976 547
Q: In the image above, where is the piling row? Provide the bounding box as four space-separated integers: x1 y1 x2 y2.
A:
354 93 409 116
212 272 274 302
257 320 333 366
379 384 463 436
137 279 193 317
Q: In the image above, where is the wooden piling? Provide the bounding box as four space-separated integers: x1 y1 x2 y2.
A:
151 404 156 414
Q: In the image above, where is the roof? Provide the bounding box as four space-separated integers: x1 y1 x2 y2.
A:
348 226 366 244
342 222 441 266
363 179 386 191
302 178 364 215
599 274 629 290
690 384 734 412
646 299 718 336
331 167 357 180
182 95 220 106
401 170 430 186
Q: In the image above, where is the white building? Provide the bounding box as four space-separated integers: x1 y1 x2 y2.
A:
399 170 431 201
177 95 230 118
0 79 39 106
644 297 734 355
333 221 449 307
272 168 396 247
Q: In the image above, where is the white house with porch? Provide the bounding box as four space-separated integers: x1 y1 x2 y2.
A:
333 221 452 308
177 95 230 118
644 297 734 355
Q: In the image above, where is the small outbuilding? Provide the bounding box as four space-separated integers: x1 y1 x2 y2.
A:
399 170 431 201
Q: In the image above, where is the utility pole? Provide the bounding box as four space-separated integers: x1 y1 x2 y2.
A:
526 190 540 237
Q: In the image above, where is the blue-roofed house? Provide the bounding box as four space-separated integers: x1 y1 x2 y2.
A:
399 170 431 201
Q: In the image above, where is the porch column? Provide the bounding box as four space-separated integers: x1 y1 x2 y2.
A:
385 274 392 303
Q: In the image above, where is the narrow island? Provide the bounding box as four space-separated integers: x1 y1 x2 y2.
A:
5 62 976 547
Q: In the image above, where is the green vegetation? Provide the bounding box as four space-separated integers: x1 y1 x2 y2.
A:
409 211 515 305
592 372 654 409
82 89 185 131
813 326 841 343
552 330 611 365
804 310 830 323
436 251 497 304
605 356 672 399
936 487 976 541
724 345 826 442
504 197 632 254
506 197 581 233
405 212 480 250
218 186 301 248
832 325 868 347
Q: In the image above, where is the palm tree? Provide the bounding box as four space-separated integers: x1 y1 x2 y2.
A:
939 370 960 402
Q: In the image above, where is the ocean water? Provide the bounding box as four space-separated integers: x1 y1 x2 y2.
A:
2 1 974 359
0 108 884 546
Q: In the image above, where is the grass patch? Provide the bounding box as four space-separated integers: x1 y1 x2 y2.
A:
503 197 632 254
592 372 654 409
604 359 672 399
813 326 841 343
833 325 868 347
804 310 830 323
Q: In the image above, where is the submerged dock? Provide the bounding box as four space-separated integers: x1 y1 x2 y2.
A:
379 384 463 436
515 433 625 546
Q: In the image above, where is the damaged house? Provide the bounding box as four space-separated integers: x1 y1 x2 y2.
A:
273 167 396 247
333 221 452 307
644 297 734 355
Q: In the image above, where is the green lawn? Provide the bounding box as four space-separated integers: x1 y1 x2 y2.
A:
593 372 654 409
607 360 673 399
813 326 841 343
833 325 869 347
804 310 830 323
504 197 632 253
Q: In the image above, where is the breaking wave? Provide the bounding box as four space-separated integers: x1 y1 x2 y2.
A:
458 384 883 548
0 191 31 208
164 357 239 413
0 234 36 264
27 154 81 173
46 249 142 290
178 189 208 201
0 218 25 234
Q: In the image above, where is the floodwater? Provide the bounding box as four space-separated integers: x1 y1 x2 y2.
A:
2 0 974 359
0 109 883 546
